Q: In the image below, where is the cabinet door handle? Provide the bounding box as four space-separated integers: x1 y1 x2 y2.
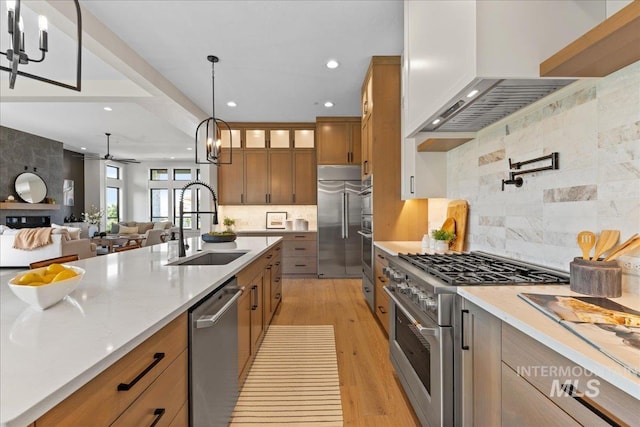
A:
240 193 244 204
461 309 469 350
293 193 296 203
410 176 415 194
251 285 258 310
376 253 385 260
149 408 166 427
265 194 269 203
561 384 622 426
117 352 165 391
377 305 387 314
275 293 281 300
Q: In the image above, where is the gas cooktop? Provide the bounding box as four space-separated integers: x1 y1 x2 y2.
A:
397 252 569 286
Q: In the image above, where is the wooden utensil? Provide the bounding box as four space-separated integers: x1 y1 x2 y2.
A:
441 217 456 234
591 229 620 260
577 231 595 260
604 237 640 261
604 233 640 261
446 200 468 252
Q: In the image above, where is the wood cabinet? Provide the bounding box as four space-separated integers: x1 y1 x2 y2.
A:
282 232 317 276
362 56 428 241
217 123 315 206
36 314 188 427
237 282 252 379
293 150 317 204
218 150 245 205
316 117 361 166
361 115 371 178
502 323 639 426
263 243 283 324
373 247 390 335
456 297 640 426
456 298 502 427
236 244 282 383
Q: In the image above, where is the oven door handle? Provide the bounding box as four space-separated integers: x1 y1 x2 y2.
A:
384 286 440 338
357 230 372 239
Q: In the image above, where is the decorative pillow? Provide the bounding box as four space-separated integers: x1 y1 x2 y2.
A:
0 224 6 234
52 228 71 241
119 225 138 235
110 223 120 234
3 227 19 235
51 223 81 239
137 222 154 234
152 222 166 231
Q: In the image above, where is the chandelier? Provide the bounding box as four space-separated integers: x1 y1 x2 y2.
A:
195 55 232 165
0 0 82 91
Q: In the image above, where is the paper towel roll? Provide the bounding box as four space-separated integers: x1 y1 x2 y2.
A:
295 219 308 231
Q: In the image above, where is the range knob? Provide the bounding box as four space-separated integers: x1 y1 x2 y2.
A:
419 295 438 311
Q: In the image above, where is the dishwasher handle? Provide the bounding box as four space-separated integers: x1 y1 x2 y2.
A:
195 287 244 329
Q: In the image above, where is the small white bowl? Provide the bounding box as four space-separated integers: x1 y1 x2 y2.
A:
8 266 85 310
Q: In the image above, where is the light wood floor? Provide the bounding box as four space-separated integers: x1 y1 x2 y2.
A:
271 278 420 427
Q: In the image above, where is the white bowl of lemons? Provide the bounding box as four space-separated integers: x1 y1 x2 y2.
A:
8 264 85 310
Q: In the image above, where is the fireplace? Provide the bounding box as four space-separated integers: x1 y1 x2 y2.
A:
6 216 51 229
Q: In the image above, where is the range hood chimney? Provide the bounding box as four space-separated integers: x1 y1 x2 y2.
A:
419 77 575 133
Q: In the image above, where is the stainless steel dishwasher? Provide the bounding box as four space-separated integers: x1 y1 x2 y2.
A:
189 277 243 427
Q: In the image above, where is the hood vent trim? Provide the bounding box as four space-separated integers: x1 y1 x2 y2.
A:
421 78 576 133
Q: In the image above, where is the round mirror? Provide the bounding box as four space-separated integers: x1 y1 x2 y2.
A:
15 172 48 203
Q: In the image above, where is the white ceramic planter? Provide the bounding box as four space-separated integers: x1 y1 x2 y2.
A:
434 240 449 253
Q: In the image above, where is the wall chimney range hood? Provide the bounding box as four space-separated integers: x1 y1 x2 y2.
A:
420 78 575 133
404 1 606 139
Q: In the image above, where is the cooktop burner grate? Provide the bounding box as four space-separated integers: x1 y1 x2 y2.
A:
398 252 569 286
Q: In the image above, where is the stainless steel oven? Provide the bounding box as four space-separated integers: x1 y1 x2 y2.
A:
384 284 453 427
358 227 373 282
383 252 570 427
359 175 374 295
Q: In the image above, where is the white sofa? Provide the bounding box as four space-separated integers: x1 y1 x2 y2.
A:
0 231 97 267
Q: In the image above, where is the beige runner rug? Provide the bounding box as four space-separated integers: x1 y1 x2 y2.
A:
230 325 344 427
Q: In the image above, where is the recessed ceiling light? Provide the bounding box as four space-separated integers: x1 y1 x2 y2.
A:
80 147 86 150
170 156 175 159
466 89 479 98
432 118 441 125
103 106 112 111
227 101 237 107
326 60 339 69
324 101 334 108
187 147 193 151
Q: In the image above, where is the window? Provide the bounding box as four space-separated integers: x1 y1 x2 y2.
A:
150 189 169 222
174 169 192 180
150 169 168 180
174 188 192 229
106 187 120 231
106 165 120 179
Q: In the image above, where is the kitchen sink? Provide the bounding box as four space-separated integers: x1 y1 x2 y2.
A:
167 251 248 266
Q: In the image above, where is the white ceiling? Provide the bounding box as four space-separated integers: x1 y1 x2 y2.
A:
0 0 403 161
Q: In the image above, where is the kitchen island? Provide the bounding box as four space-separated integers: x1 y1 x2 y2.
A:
0 236 281 427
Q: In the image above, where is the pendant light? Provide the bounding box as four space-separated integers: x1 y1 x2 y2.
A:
195 55 232 165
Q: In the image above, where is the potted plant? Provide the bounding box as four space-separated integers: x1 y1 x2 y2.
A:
431 229 455 253
223 217 236 234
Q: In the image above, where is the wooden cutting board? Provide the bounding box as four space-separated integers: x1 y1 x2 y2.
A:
447 200 468 252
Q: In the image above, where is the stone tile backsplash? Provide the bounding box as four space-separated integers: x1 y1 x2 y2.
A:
441 61 640 294
218 205 317 231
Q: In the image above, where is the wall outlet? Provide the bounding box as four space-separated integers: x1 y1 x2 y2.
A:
620 257 640 276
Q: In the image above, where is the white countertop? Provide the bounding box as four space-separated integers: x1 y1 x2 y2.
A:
0 236 281 427
374 240 426 256
458 285 640 399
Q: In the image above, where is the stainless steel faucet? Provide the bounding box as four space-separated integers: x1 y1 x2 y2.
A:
178 180 219 257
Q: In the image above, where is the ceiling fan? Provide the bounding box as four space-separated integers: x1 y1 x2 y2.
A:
83 133 140 164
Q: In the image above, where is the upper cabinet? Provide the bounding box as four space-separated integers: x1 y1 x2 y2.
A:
316 117 361 166
540 1 640 78
217 123 316 205
402 0 605 139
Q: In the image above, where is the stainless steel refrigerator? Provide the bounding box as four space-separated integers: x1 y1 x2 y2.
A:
317 165 362 278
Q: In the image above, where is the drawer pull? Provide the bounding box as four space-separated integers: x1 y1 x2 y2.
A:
266 254 273 259
117 352 165 391
295 264 307 267
561 384 622 426
149 408 165 427
294 235 306 238
294 247 306 251
275 293 281 299
377 253 385 259
377 305 387 314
